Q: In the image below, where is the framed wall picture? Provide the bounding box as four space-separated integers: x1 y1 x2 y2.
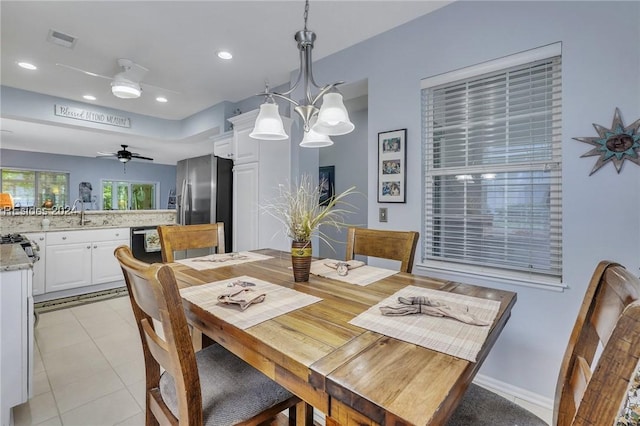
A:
378 129 406 203
319 165 335 206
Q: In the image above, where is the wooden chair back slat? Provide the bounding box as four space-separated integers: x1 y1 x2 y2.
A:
554 261 640 426
115 245 203 425
574 301 640 424
345 227 419 273
591 267 640 346
140 318 179 379
157 223 226 263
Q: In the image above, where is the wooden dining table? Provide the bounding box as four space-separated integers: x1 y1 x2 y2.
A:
170 249 517 426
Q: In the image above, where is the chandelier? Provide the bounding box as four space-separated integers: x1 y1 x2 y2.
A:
249 0 354 147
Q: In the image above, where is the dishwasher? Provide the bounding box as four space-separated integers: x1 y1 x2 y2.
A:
130 226 163 263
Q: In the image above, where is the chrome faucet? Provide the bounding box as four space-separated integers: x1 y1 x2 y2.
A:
71 198 90 226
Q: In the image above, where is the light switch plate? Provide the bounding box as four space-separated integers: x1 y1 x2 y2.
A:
379 207 388 222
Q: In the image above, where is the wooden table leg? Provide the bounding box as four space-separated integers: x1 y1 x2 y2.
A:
293 401 313 426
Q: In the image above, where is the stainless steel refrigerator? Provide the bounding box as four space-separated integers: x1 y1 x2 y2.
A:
176 154 233 251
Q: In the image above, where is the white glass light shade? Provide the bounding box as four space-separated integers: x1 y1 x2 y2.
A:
250 103 288 140
111 79 141 99
313 92 354 136
300 124 333 148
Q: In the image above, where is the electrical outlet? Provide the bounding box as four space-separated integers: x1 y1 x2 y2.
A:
379 207 388 222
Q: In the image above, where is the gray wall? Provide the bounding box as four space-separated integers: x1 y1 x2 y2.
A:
0 148 176 209
291 0 640 403
318 101 369 259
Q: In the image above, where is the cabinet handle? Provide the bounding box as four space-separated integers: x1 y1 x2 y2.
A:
94 245 98 249
115 233 119 237
39 237 44 241
62 236 67 240
86 245 91 249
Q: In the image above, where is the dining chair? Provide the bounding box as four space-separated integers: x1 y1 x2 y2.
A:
157 223 226 263
447 260 640 426
345 227 419 273
114 245 308 426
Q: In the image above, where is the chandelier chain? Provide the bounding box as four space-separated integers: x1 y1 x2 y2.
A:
303 0 309 31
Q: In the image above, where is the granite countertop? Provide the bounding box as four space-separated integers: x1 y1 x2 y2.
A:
1 209 177 234
0 244 33 271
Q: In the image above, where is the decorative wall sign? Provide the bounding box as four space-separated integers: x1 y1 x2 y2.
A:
54 104 131 128
378 129 407 203
573 108 640 175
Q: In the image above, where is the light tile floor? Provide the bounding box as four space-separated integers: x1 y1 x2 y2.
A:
14 296 145 426
15 295 553 426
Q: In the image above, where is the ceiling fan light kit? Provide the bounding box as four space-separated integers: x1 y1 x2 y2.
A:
250 0 354 147
111 78 142 99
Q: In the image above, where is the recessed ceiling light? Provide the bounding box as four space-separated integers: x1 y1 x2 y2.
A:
156 96 168 103
83 95 96 101
216 50 233 60
17 62 37 70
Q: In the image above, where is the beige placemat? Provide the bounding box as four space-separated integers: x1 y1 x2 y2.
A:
310 259 398 286
180 275 322 329
349 285 501 361
176 251 273 271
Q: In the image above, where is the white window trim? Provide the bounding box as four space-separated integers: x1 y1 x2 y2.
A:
415 261 567 292
420 42 564 289
421 42 562 89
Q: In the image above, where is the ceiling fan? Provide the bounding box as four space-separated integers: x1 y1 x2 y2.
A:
97 145 154 163
56 58 178 99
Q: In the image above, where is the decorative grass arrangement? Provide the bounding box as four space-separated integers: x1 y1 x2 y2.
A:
263 174 357 245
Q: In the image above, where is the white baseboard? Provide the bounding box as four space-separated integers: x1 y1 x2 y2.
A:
473 373 554 411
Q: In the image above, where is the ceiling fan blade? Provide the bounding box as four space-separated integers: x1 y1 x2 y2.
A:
97 151 117 156
140 81 180 94
56 63 112 80
131 154 154 161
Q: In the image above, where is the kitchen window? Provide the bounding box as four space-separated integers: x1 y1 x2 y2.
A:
0 168 69 208
102 180 158 210
421 43 562 286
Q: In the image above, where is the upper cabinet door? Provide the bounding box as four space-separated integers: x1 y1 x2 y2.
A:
212 131 234 160
228 110 261 164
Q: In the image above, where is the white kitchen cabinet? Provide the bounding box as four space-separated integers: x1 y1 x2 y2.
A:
91 239 128 284
231 114 260 164
23 233 45 296
212 131 234 160
228 110 292 252
45 228 129 293
232 162 259 251
0 267 32 426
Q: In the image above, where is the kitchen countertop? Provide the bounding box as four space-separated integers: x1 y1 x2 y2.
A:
1 209 176 234
0 244 33 271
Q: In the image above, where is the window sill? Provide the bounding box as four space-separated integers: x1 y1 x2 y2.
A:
414 261 567 292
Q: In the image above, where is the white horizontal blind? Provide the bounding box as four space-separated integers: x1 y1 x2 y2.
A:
422 56 562 278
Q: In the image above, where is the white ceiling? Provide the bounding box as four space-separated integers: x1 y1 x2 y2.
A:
0 1 451 165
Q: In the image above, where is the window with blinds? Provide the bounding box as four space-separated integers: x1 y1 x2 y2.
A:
421 48 562 281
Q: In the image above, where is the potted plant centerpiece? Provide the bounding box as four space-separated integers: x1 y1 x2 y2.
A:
264 174 356 282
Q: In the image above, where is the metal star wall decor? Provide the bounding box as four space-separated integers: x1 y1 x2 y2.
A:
573 108 640 175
